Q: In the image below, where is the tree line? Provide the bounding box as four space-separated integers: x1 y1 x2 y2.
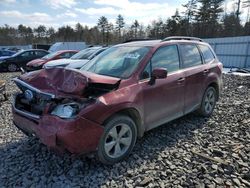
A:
0 0 250 46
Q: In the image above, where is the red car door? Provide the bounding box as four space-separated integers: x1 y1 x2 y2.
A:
179 44 207 114
139 45 185 131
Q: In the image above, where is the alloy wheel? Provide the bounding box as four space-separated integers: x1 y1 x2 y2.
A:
204 89 216 114
8 64 17 72
104 123 132 158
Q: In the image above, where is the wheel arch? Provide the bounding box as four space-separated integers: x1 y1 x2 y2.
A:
207 81 219 101
102 107 144 138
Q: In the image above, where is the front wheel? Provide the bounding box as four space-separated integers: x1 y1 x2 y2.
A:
97 115 137 164
198 86 217 117
7 63 18 72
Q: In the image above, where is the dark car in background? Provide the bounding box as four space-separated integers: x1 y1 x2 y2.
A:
26 50 78 71
0 49 49 72
0 50 16 57
43 47 106 69
12 37 222 164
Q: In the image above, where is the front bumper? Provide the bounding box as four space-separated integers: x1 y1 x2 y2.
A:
12 104 104 154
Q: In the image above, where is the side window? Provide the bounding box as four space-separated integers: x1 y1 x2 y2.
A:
180 44 202 68
151 45 180 73
59 52 71 58
69 52 77 57
20 52 30 57
2 51 8 56
36 51 47 57
198 44 215 63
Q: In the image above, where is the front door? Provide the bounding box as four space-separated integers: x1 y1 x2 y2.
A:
139 45 185 130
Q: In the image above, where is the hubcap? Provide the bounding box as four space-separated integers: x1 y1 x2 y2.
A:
204 89 215 114
104 123 132 158
8 64 17 72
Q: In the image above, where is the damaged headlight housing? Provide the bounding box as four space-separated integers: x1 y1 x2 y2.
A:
51 103 79 119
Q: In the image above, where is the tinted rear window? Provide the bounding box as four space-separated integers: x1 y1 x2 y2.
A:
198 44 215 63
180 44 202 68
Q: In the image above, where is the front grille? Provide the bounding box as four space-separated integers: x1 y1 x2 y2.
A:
13 78 54 117
15 93 47 116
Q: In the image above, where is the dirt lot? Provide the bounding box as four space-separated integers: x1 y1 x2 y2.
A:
0 72 249 187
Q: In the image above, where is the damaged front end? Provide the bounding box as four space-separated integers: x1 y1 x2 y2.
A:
12 68 120 154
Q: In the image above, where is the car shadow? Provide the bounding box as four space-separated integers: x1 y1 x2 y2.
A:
0 113 210 187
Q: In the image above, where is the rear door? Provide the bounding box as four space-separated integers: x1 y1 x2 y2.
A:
35 51 48 59
139 45 185 130
179 44 206 114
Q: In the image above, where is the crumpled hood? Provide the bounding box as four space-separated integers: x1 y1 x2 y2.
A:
44 59 81 68
18 67 120 98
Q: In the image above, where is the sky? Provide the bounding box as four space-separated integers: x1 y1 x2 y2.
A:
0 0 249 29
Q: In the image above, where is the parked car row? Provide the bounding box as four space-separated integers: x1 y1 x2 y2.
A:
26 50 78 71
12 37 223 164
0 46 108 72
44 46 107 69
0 49 49 72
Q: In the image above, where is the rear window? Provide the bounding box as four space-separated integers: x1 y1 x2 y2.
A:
180 44 202 68
198 44 215 63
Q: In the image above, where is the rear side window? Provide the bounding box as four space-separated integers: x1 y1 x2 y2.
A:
60 52 72 58
180 44 202 68
151 45 180 73
36 51 47 56
198 44 215 63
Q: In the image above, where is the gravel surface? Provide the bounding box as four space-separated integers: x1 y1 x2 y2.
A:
0 72 249 187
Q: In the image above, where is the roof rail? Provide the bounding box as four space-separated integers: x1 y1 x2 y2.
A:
162 36 204 42
123 38 156 43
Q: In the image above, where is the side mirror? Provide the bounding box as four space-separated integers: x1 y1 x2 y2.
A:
149 68 167 85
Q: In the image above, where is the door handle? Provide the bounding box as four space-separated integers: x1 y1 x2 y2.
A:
177 77 185 83
203 69 209 74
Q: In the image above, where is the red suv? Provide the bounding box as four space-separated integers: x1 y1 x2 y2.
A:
12 37 222 164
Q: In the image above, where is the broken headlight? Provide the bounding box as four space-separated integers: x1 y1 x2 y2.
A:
51 103 80 119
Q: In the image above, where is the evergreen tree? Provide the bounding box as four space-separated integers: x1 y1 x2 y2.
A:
115 14 125 41
97 16 108 44
222 13 243 36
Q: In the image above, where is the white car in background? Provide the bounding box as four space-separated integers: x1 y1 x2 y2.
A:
43 47 107 69
66 47 108 69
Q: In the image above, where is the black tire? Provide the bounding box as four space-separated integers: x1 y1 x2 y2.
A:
7 63 18 72
198 86 217 117
97 115 137 165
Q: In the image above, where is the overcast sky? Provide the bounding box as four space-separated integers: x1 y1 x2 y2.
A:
0 0 248 28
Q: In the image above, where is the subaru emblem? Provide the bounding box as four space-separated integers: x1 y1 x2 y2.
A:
24 90 34 101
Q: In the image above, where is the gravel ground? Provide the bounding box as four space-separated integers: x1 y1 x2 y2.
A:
0 72 249 188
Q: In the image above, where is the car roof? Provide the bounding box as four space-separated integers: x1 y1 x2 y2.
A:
22 49 48 52
57 50 79 53
116 37 209 48
117 40 161 47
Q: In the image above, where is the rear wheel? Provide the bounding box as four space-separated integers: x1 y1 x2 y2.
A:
198 86 217 117
7 64 18 72
97 115 137 164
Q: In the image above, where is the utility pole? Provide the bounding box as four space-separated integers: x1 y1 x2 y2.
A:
236 0 241 19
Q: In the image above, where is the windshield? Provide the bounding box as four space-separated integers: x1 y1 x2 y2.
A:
41 51 58 60
81 46 150 78
71 48 93 60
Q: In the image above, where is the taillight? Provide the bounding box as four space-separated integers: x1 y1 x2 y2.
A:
218 62 223 72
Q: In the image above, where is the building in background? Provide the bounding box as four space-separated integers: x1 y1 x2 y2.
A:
205 36 250 68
